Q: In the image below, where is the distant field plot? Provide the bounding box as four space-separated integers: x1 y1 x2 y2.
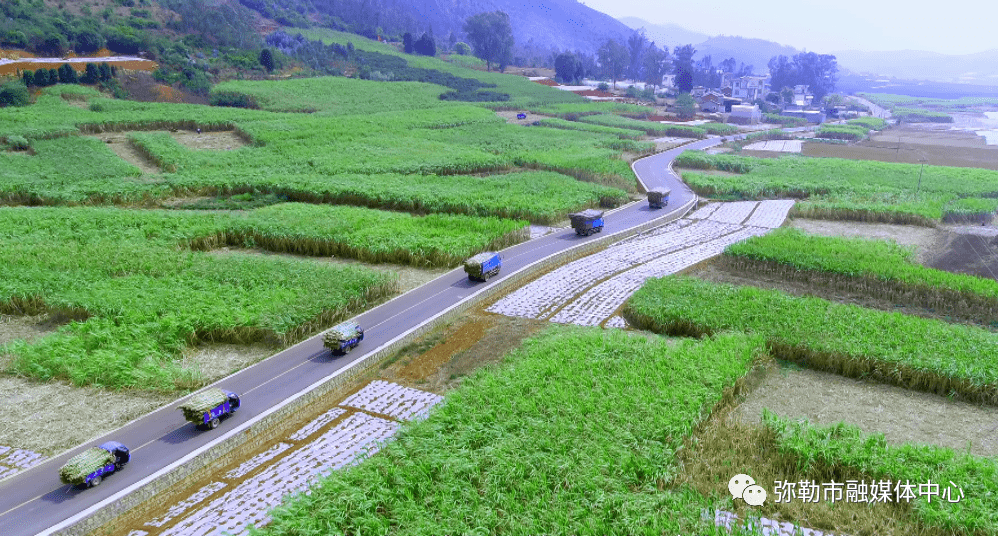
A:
676 152 998 223
742 139 802 152
859 92 998 110
211 77 459 114
0 446 45 481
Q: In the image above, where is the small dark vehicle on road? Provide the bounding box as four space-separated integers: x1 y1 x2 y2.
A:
59 441 130 489
324 321 364 355
647 187 671 209
180 388 241 430
464 251 502 282
569 209 605 236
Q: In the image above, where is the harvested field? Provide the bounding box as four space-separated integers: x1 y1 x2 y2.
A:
0 445 46 482
0 57 157 76
730 365 998 458
803 125 998 170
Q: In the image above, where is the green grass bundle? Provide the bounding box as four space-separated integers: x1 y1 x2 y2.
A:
324 321 362 345
59 447 113 485
179 388 228 422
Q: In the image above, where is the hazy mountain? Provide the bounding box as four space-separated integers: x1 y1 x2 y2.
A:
617 17 709 48
834 49 998 85
694 36 799 74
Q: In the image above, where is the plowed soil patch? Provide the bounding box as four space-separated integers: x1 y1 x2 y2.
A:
0 59 156 76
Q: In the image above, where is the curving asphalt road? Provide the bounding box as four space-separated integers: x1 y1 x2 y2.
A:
0 137 722 536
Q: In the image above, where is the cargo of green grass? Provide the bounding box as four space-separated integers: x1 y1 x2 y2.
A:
59 448 115 486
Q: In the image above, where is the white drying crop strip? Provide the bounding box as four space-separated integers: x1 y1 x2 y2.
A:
0 446 45 481
143 382 443 536
493 200 795 328
339 380 444 421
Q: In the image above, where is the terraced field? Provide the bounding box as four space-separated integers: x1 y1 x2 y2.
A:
487 200 796 327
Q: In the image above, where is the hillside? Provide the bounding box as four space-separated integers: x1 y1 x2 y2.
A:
694 35 798 74
617 17 710 48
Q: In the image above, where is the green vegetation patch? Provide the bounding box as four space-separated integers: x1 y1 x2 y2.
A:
859 93 998 111
764 412 998 534
256 325 765 535
535 117 645 139
892 107 953 123
0 204 524 389
674 152 998 223
815 124 870 141
846 117 887 130
624 276 998 404
578 114 707 138
764 113 808 127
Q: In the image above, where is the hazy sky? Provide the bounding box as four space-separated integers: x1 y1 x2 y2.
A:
579 0 998 55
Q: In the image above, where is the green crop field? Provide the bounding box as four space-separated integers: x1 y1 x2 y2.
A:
764 412 998 534
723 228 998 324
535 117 645 139
1 85 636 211
674 152 998 223
578 114 707 137
254 325 765 535
859 93 998 110
846 117 887 130
814 124 870 141
0 204 528 389
624 276 998 404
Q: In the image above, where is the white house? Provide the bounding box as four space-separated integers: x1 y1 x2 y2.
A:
792 84 814 107
729 104 762 124
731 76 768 102
696 91 726 113
661 74 676 88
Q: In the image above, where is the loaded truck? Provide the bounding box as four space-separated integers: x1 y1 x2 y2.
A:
324 321 364 355
569 209 605 236
179 388 240 430
647 187 671 209
59 441 130 489
464 251 502 282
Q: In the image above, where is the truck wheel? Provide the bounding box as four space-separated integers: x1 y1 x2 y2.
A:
89 476 102 488
209 417 220 429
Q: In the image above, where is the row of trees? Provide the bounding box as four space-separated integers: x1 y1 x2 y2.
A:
768 52 838 102
21 62 116 87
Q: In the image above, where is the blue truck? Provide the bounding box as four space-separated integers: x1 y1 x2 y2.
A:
324 321 365 355
59 441 130 489
647 187 671 209
464 251 502 282
569 209 605 236
180 388 241 430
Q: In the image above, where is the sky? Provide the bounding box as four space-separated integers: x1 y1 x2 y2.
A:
578 0 998 56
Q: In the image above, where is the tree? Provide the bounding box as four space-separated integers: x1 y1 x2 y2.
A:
673 44 696 93
719 57 737 74
642 44 670 92
82 63 100 84
414 33 436 56
98 62 112 81
453 42 470 55
22 70 34 88
554 52 583 84
33 69 50 87
74 29 105 54
259 48 275 72
675 92 695 119
57 63 78 84
626 30 647 81
48 69 59 85
597 39 628 89
403 32 414 54
781 87 794 105
463 11 514 72
767 52 838 103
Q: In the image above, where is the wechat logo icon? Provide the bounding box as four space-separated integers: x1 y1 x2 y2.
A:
729 473 767 506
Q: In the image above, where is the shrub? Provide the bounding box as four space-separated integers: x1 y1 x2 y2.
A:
453 41 470 55
0 81 30 107
5 135 30 150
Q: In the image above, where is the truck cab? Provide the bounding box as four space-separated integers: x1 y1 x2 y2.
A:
99 441 130 469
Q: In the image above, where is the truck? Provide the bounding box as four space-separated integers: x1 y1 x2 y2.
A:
179 388 241 430
324 321 364 355
569 209 605 236
647 187 671 209
59 441 130 489
464 251 502 282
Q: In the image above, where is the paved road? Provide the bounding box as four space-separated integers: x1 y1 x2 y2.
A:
0 137 721 536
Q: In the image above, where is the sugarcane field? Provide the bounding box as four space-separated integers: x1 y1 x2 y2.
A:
3 19 998 536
